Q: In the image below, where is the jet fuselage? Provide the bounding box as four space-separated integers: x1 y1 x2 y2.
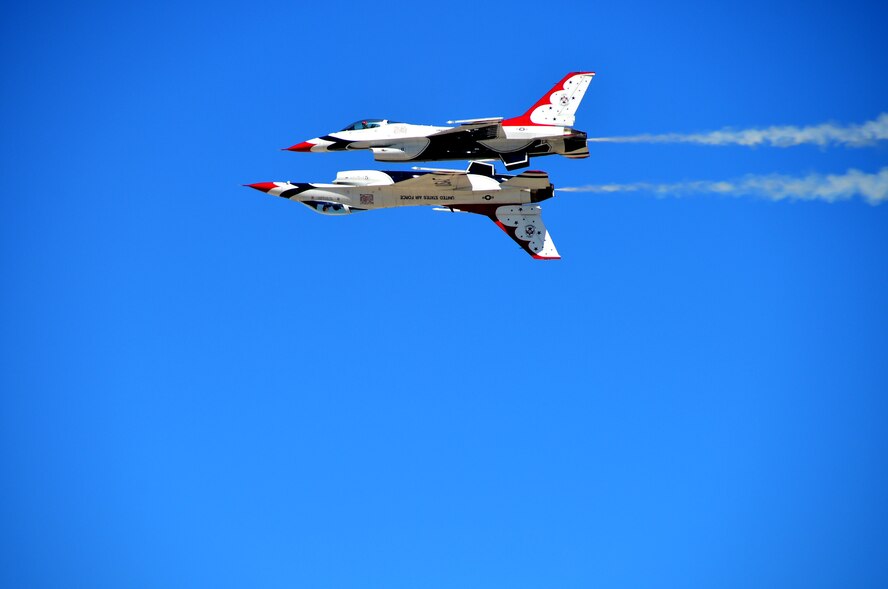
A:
246 167 560 259
286 72 595 170
250 169 553 212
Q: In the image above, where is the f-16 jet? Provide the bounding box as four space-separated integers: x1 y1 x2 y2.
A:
285 72 594 171
246 162 560 259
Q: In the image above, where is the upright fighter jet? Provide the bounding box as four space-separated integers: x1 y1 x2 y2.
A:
246 162 560 259
285 72 594 171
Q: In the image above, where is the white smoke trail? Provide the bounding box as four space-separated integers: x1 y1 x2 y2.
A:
587 113 888 148
558 168 888 205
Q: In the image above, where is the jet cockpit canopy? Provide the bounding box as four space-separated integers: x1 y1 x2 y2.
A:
340 119 388 131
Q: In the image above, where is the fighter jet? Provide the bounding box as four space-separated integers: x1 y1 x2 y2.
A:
246 162 560 259
285 72 594 171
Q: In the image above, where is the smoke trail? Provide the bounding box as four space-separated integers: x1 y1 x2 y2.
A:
587 113 888 148
558 168 888 205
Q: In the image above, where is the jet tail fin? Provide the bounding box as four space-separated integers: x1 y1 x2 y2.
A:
445 204 560 260
502 72 595 127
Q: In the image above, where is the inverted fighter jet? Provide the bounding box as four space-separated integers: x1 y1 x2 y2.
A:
285 72 594 171
246 162 560 259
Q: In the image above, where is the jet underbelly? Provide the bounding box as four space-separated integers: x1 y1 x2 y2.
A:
371 138 430 161
477 139 536 153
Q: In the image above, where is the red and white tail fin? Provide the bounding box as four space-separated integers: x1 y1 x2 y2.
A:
502 72 595 127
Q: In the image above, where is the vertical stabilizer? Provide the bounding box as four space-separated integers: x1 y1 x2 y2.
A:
502 72 595 127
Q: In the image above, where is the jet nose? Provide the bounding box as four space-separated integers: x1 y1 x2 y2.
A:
245 182 278 193
285 140 321 152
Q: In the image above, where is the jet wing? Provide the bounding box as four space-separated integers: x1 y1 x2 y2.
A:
432 122 499 139
440 203 560 259
394 171 471 191
446 117 504 125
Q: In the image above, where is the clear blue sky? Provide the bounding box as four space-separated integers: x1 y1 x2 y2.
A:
2 1 887 587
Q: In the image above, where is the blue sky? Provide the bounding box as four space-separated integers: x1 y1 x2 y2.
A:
2 1 887 587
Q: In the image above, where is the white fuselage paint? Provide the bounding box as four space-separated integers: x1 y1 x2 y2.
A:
308 122 578 160
265 173 533 210
327 123 574 143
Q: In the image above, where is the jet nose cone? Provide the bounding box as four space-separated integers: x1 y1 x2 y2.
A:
285 140 316 152
245 182 277 193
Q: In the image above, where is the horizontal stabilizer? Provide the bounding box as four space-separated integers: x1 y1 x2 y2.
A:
500 170 550 190
467 161 496 177
500 150 530 170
